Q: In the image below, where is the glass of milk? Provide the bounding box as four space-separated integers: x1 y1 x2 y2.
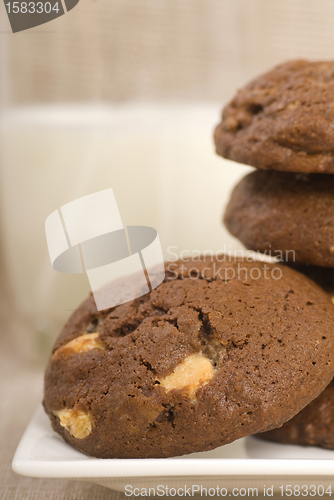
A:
0 103 251 363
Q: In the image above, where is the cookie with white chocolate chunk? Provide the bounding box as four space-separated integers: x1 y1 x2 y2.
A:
43 256 334 458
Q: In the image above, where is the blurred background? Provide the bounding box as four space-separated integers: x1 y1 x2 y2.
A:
2 1 334 497
2 0 334 365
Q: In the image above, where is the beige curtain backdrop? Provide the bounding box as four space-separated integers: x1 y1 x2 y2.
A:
2 0 334 105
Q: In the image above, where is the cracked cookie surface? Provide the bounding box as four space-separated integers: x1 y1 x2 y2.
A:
43 257 334 458
214 59 334 173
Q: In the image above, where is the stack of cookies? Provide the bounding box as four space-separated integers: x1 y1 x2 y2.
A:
43 59 334 459
214 59 334 449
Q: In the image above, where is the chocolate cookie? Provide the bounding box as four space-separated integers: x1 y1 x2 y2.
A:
256 381 334 450
214 59 334 173
255 265 334 450
224 170 334 268
43 257 334 458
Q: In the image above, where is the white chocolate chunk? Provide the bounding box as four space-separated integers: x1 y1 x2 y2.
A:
54 333 104 356
53 408 92 439
159 353 213 397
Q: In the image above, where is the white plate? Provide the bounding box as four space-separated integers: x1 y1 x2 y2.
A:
12 406 334 493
